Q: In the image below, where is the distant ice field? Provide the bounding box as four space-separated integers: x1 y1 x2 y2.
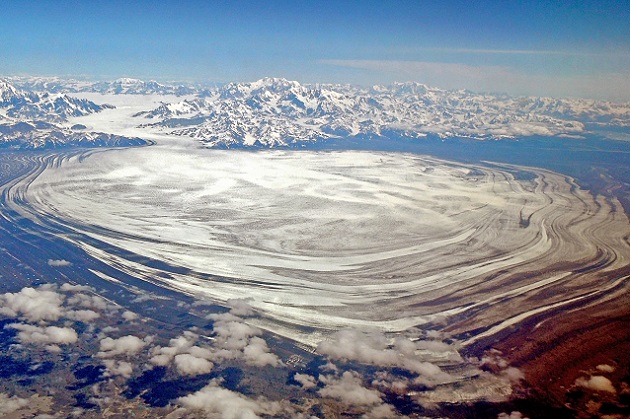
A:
24 148 630 345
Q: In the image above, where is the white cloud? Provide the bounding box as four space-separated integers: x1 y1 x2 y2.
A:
319 371 383 406
66 309 100 322
317 329 454 387
371 371 410 395
293 373 317 389
48 259 72 267
98 335 146 358
121 311 138 321
8 323 78 345
131 294 160 303
59 283 93 292
242 337 280 367
174 354 214 376
0 286 65 322
498 412 530 419
149 331 216 376
103 359 134 378
150 317 280 375
481 352 525 385
596 364 615 373
363 403 398 419
177 381 283 419
66 293 109 311
226 298 256 317
575 375 616 393
208 312 281 367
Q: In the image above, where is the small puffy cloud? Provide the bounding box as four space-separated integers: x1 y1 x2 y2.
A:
66 293 109 311
45 344 62 353
48 259 71 267
174 354 214 376
575 375 616 393
177 381 283 419
98 335 146 358
319 371 383 406
60 283 94 292
318 329 398 365
66 309 100 322
150 331 198 365
103 359 134 378
480 351 525 384
242 337 281 367
371 371 411 395
0 286 65 322
121 311 139 321
293 373 317 389
502 367 525 384
363 403 398 419
8 323 78 345
226 298 256 317
149 331 216 377
0 393 30 416
596 364 615 373
498 412 530 419
209 313 281 367
150 322 280 375
317 329 454 387
131 294 159 303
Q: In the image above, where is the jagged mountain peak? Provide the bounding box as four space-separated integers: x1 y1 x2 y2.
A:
114 77 145 85
0 79 29 105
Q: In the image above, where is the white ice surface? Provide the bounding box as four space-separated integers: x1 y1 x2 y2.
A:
21 145 630 345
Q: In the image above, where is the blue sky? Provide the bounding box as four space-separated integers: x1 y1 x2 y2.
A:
1 0 629 100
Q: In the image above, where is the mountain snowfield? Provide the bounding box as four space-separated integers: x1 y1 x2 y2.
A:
0 79 144 148
1 76 629 148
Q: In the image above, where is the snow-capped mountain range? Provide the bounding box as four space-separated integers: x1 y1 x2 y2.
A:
0 79 112 123
135 77 630 147
0 79 143 149
0 121 146 149
7 76 200 96
1 76 629 149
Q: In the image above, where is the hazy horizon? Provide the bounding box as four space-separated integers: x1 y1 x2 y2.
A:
1 0 629 101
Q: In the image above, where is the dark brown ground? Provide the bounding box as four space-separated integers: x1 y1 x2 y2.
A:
487 274 630 417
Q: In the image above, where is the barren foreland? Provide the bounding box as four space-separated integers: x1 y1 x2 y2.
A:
0 141 628 418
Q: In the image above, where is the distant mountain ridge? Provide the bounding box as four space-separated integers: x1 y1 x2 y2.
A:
7 76 200 96
0 79 144 149
2 76 629 149
134 77 630 147
0 79 112 122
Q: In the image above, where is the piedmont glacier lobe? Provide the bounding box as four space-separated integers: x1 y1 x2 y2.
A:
20 147 630 348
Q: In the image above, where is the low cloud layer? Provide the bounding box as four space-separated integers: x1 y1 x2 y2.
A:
293 373 317 389
0 283 117 326
149 301 280 378
177 380 285 419
0 285 65 322
48 259 71 267
98 335 147 358
575 375 616 393
319 371 383 405
8 323 78 345
317 329 456 388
